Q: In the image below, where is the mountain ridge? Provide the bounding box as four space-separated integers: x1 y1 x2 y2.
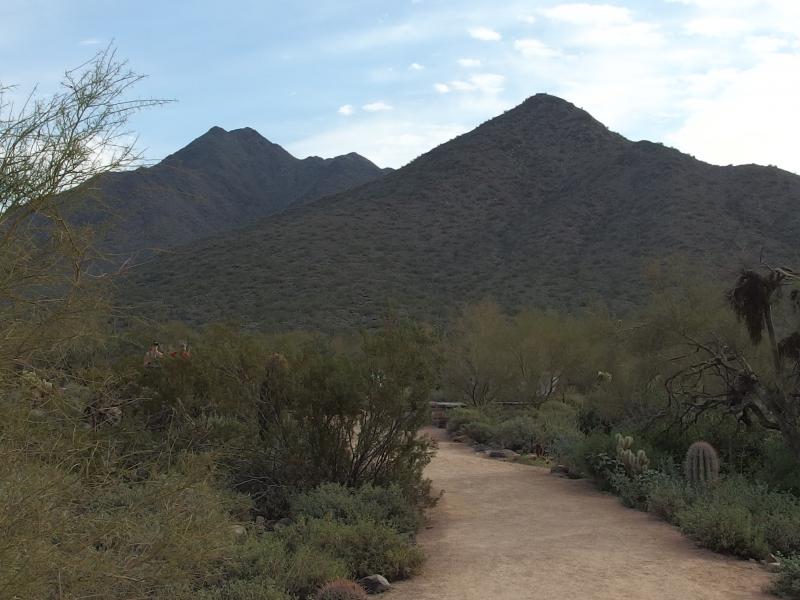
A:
67 125 389 260
122 94 800 330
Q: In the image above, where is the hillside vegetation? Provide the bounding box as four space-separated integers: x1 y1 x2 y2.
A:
122 94 800 330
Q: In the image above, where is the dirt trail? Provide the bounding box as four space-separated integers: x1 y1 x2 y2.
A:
391 428 773 600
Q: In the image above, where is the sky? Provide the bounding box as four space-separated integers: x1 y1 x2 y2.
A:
2 0 800 172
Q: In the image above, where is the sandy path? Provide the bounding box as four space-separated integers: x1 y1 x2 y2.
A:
391 428 773 600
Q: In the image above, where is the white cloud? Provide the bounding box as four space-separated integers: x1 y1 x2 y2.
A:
514 38 561 58
744 35 790 55
288 119 468 168
338 104 355 116
684 16 752 37
541 3 663 47
439 73 506 95
409 62 425 70
363 101 394 112
666 53 800 173
468 26 502 41
520 15 537 24
78 38 103 46
470 73 506 94
458 58 482 67
541 3 632 26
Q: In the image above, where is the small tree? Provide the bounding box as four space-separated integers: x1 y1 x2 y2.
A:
248 319 438 515
0 46 165 369
667 267 800 461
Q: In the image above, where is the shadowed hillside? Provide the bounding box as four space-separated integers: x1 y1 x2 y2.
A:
122 94 800 329
66 126 388 260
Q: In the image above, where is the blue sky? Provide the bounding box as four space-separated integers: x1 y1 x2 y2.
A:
2 0 800 172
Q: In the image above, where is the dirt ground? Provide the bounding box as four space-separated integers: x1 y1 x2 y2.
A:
390 428 774 600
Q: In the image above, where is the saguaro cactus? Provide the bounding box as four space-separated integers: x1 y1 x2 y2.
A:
684 441 720 487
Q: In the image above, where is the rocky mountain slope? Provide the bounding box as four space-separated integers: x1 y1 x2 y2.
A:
122 94 800 329
67 126 388 260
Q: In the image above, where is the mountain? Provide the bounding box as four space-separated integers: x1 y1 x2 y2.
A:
67 126 388 260
122 94 800 330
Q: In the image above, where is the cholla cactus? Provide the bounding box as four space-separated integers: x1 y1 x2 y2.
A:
616 433 633 452
316 579 368 600
616 434 650 475
685 441 719 487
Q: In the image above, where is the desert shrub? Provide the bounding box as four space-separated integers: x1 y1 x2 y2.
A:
678 500 769 558
291 483 423 534
278 517 424 581
227 534 349 599
774 554 800 599
462 420 496 445
0 376 251 599
645 471 695 523
753 435 800 495
316 579 369 600
283 545 352 598
191 577 289 600
608 470 662 510
446 408 485 434
676 477 800 559
242 322 437 516
559 431 617 477
493 416 540 452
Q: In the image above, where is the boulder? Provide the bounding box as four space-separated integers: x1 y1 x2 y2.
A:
488 449 519 459
550 465 570 476
358 574 391 594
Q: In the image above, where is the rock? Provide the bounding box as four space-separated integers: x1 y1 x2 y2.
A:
473 444 488 453
550 465 570 475
359 574 391 594
452 435 469 443
230 524 246 537
272 517 292 530
488 449 519 459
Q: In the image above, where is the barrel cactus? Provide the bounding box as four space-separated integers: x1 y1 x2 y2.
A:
684 441 720 487
316 579 368 600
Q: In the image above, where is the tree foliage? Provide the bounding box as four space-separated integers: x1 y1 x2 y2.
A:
0 46 165 369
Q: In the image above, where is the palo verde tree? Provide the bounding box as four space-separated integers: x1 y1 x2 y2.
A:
667 266 800 461
0 46 165 370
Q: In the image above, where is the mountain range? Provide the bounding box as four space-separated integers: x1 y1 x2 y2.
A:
116 94 800 330
68 126 388 260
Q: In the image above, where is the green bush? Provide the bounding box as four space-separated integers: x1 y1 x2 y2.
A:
192 577 290 600
609 470 661 510
278 517 424 581
560 431 617 478
678 501 769 558
241 322 437 516
493 416 540 453
774 554 800 599
645 472 695 523
291 483 423 534
446 408 485 434
462 421 496 445
676 477 800 559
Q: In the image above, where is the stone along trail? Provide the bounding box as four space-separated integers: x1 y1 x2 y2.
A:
391 428 773 600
